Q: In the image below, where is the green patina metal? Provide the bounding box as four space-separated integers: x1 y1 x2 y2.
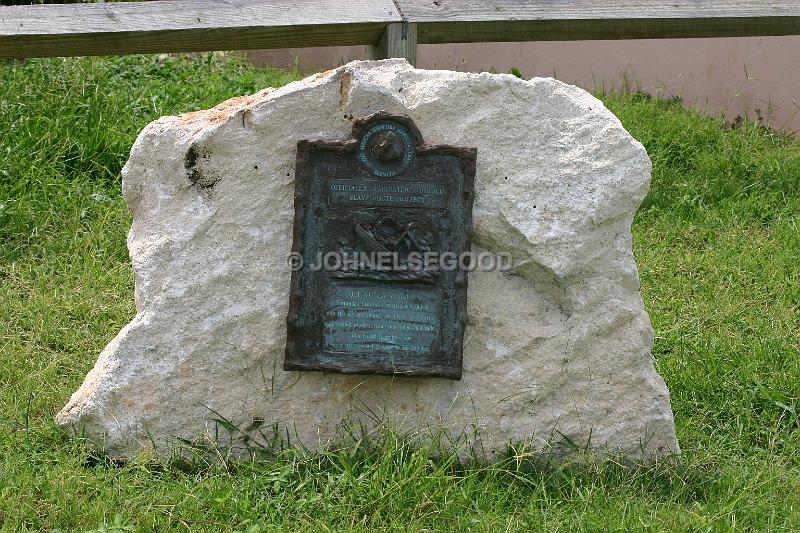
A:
284 112 476 379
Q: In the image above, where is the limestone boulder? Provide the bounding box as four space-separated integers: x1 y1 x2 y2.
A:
57 59 679 460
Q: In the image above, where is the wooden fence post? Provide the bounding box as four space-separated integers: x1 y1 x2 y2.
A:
369 21 417 65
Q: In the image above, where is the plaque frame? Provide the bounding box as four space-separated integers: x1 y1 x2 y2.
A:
284 111 476 379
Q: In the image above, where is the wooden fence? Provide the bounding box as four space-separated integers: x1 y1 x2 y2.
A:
1 1 800 65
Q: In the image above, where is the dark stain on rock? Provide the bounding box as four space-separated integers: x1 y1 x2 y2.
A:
184 143 220 191
185 143 200 172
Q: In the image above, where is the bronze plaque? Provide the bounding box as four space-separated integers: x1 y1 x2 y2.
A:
284 112 476 379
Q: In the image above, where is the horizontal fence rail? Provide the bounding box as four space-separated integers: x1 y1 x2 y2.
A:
0 0 400 58
406 1 800 43
1 0 800 61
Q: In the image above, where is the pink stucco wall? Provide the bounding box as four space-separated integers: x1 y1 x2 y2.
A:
249 36 800 134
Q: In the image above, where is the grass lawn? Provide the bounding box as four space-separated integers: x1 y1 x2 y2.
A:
1 54 799 532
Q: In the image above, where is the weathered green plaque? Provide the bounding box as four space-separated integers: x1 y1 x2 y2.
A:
284 112 476 379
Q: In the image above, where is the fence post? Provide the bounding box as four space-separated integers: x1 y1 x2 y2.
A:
369 21 417 65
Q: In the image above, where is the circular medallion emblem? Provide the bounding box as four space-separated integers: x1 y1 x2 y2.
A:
358 120 414 177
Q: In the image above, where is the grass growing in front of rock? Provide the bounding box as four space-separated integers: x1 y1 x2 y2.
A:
1 54 799 532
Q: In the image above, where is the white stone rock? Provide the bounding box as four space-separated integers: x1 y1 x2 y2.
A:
57 59 679 460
